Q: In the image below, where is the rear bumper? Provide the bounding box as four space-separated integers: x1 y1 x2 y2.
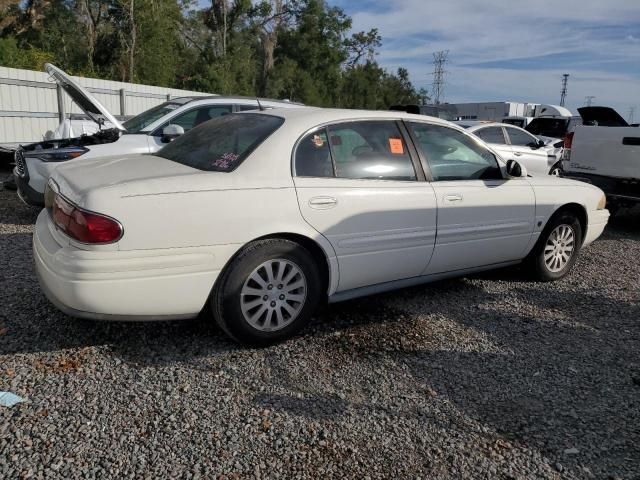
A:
583 209 610 247
562 172 640 204
15 169 44 206
33 210 223 320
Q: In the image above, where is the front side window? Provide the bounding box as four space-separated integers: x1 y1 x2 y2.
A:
156 113 283 172
122 102 183 133
167 105 233 132
408 122 502 181
237 104 260 111
506 127 538 147
475 127 506 144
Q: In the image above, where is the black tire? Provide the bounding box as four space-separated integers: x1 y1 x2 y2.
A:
549 162 562 176
211 239 322 346
526 210 582 281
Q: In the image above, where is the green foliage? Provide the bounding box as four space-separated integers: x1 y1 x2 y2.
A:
0 0 424 110
0 36 53 69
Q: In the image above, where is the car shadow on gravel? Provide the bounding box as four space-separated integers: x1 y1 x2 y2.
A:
319 281 640 478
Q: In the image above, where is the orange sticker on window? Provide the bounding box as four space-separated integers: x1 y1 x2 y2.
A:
389 138 404 155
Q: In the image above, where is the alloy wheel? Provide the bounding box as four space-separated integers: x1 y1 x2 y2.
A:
240 259 307 332
544 224 575 272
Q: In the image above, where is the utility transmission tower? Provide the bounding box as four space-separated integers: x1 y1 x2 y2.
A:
629 107 636 124
584 96 596 107
430 50 449 105
560 74 569 106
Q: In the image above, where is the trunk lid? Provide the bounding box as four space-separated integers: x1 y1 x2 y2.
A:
45 63 125 131
51 154 201 205
577 107 628 127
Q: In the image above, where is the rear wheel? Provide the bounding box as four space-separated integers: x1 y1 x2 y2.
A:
211 239 322 346
526 211 582 281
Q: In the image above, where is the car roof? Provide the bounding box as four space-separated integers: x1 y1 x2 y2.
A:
172 95 305 106
465 122 511 131
248 107 457 130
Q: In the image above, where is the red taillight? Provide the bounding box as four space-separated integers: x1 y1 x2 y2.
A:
563 131 574 149
51 193 122 244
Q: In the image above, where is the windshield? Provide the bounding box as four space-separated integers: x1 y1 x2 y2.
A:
526 118 569 138
122 102 183 133
156 113 284 172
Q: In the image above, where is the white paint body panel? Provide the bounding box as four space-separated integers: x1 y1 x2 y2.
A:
33 108 609 321
567 125 640 179
294 177 437 291
425 178 535 273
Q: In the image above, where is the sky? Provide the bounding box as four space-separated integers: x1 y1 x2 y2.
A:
331 0 640 120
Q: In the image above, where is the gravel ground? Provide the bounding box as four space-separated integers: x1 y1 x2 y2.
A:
1 169 639 479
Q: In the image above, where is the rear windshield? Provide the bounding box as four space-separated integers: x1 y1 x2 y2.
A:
156 113 284 172
526 118 569 138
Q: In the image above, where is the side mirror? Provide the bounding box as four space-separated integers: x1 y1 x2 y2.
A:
161 124 184 143
506 159 527 178
529 139 545 149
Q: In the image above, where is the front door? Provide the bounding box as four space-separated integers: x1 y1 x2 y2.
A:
504 126 550 176
406 121 536 274
293 120 438 292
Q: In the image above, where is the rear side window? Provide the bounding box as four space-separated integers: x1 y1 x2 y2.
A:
156 113 283 172
295 129 334 177
295 121 416 181
408 122 502 181
475 127 506 144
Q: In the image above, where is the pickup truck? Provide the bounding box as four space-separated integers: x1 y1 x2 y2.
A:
562 107 639 214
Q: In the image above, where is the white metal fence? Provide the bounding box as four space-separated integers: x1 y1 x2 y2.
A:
0 66 211 145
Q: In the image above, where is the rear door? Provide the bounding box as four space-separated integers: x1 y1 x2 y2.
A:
504 126 551 176
293 120 438 292
406 121 536 274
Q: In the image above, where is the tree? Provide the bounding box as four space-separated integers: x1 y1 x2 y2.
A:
0 0 423 111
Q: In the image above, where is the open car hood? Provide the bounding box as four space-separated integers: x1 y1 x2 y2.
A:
45 63 125 131
577 106 628 127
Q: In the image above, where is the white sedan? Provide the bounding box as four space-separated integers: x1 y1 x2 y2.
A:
460 122 563 176
34 108 610 345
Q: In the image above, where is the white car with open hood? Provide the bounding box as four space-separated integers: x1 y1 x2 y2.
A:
14 63 303 206
33 108 610 345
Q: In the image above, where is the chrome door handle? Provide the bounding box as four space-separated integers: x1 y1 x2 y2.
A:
514 152 523 156
309 196 338 209
444 194 463 203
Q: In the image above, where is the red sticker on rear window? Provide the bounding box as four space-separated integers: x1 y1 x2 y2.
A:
389 138 404 155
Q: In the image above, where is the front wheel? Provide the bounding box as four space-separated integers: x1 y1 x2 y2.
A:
211 239 322 346
549 162 562 176
526 212 582 281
